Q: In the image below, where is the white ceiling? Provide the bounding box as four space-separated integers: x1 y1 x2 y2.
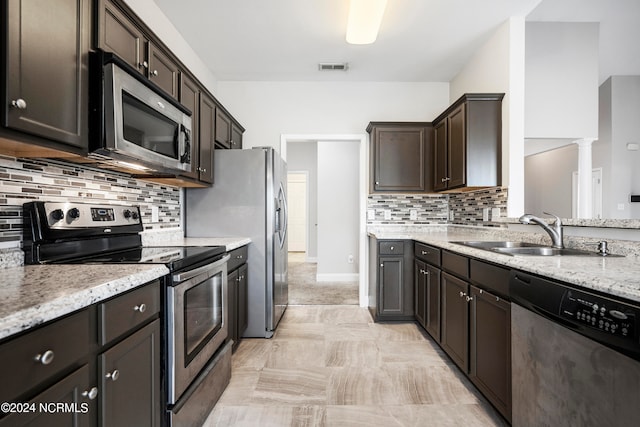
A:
152 0 639 83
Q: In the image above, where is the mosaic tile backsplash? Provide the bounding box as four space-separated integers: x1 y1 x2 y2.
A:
367 188 508 227
0 155 181 247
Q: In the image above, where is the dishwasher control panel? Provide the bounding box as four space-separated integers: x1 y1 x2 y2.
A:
560 289 638 341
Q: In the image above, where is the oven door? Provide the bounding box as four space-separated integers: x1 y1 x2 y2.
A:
103 62 192 173
167 254 229 404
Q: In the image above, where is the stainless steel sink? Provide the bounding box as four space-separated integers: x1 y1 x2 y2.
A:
452 241 617 257
493 246 597 256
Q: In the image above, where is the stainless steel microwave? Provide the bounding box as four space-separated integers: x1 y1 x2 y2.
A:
90 52 192 173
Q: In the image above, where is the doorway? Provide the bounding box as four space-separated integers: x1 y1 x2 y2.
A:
281 134 368 307
287 172 308 253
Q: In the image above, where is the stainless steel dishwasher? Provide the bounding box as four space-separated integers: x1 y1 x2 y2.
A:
510 271 640 426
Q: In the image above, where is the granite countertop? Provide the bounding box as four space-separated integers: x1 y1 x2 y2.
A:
146 237 251 251
0 236 251 342
369 228 640 304
0 264 168 341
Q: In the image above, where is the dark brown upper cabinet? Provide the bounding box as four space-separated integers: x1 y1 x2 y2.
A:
2 0 90 151
433 94 503 192
198 92 216 184
178 73 201 181
367 122 433 193
98 0 180 99
215 107 244 149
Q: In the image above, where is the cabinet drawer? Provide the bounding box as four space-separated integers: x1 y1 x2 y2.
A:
470 259 510 299
414 242 441 266
227 245 248 272
379 241 404 255
442 251 469 279
99 280 160 346
0 309 92 403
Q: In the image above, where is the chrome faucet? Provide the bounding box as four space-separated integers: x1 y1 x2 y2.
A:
519 212 564 248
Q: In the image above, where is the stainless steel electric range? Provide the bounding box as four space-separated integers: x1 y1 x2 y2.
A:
24 201 232 426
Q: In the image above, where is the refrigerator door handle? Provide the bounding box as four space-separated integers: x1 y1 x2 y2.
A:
276 182 287 249
281 183 288 244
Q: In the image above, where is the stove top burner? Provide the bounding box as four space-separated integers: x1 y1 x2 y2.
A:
65 245 226 271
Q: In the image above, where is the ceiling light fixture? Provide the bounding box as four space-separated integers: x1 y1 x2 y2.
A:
346 0 388 45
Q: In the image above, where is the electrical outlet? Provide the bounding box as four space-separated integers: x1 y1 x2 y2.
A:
384 210 392 220
410 209 418 220
491 207 501 220
449 210 454 221
348 255 354 264
151 206 159 222
618 203 626 211
482 208 490 222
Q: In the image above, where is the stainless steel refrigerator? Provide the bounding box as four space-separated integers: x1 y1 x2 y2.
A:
185 147 288 338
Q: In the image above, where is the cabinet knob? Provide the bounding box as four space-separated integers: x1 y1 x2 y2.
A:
201 168 207 173
134 303 147 313
82 387 99 400
230 140 235 146
10 98 27 109
236 255 243 259
105 369 120 381
465 296 473 302
390 246 394 250
375 181 380 185
496 296 500 302
34 350 55 365
421 250 429 255
441 177 451 182
380 263 384 267
151 69 158 76
139 61 148 69
459 291 466 298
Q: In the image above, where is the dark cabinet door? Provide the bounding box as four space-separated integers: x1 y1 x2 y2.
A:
237 264 248 339
99 0 147 75
414 259 427 328
447 103 466 188
198 93 216 184
99 319 161 427
433 120 448 191
230 122 243 149
379 256 404 316
227 269 239 345
148 42 179 99
179 74 200 181
4 0 89 148
215 109 231 148
373 127 426 191
441 272 469 372
470 285 512 422
0 365 96 427
425 264 441 342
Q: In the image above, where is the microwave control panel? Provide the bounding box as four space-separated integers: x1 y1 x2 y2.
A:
42 202 141 228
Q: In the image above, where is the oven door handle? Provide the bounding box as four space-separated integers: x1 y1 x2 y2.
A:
172 254 230 283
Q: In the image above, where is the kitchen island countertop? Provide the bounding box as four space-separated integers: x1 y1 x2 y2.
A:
369 228 640 304
0 264 169 341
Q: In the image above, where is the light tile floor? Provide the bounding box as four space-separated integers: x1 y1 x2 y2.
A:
203 305 508 426
288 252 359 305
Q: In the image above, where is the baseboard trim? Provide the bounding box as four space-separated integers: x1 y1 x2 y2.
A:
305 256 318 263
316 273 359 282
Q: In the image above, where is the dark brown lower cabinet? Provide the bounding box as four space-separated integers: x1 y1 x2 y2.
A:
469 285 512 422
228 246 249 350
414 259 427 327
440 272 469 372
425 264 441 342
0 365 95 427
99 319 161 427
369 238 414 321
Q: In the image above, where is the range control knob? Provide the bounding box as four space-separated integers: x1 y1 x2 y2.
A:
50 209 64 221
68 208 81 220
123 209 132 219
131 211 139 220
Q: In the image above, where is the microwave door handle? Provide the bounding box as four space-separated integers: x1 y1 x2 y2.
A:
179 125 191 164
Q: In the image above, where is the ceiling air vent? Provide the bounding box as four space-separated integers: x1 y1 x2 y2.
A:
318 62 349 71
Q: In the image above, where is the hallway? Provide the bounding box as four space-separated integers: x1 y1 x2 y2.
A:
288 252 359 305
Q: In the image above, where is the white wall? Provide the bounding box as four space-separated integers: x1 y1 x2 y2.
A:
450 17 526 217
287 141 318 259
525 144 577 217
317 140 360 280
216 82 450 152
598 76 640 219
525 22 599 139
